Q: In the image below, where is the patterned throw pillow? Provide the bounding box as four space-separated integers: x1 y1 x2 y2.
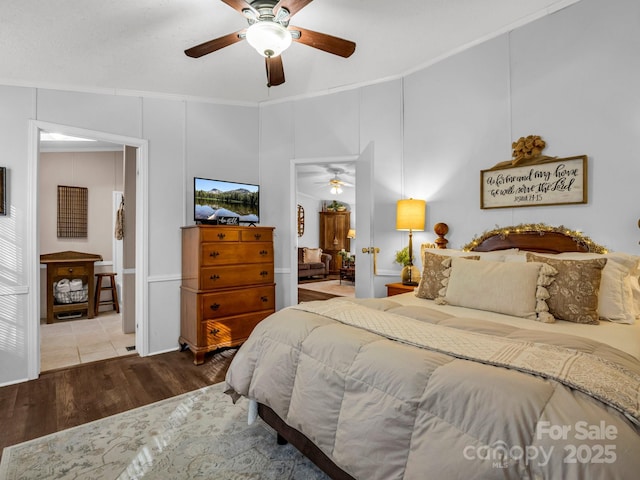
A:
526 253 607 324
303 248 323 264
415 251 479 300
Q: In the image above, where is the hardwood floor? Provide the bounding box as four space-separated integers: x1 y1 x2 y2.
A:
0 348 235 458
298 288 340 302
298 274 341 302
0 282 339 459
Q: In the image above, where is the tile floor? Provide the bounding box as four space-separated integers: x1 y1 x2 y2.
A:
40 311 136 372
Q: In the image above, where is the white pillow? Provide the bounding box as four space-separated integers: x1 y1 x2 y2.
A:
435 257 556 323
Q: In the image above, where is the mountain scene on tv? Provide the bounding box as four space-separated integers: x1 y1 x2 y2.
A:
195 178 259 224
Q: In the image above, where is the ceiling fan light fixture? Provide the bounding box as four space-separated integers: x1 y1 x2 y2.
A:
330 185 343 195
246 21 292 57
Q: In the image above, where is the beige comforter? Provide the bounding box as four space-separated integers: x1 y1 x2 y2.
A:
225 297 640 479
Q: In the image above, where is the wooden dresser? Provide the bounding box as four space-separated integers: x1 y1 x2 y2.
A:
179 225 275 365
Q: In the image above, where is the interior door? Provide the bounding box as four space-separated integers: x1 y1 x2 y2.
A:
355 143 374 298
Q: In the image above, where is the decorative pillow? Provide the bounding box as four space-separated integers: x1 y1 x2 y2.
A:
526 253 607 325
529 252 637 324
415 251 479 300
303 247 323 264
435 257 557 322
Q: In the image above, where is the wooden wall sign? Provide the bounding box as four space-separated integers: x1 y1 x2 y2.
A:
480 155 587 209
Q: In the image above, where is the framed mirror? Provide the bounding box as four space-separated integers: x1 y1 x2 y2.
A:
297 204 305 237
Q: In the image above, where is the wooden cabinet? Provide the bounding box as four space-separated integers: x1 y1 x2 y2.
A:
40 251 103 324
180 225 276 365
319 211 351 274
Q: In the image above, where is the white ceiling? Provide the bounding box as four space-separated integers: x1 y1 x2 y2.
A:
0 0 580 105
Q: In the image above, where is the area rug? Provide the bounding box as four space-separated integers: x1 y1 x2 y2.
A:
298 280 355 297
0 382 328 480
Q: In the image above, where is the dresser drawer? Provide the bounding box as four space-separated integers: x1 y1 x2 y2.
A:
54 265 89 277
203 311 272 348
200 264 274 289
199 228 240 242
199 286 275 319
201 243 273 266
240 229 273 243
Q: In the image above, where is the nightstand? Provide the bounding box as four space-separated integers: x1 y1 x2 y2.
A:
385 282 416 297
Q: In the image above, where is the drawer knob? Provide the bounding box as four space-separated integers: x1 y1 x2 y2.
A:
261 296 268 302
210 274 220 281
259 250 268 256
260 271 269 277
254 233 262 240
209 251 220 258
217 233 226 240
68 268 74 273
209 303 220 311
210 328 220 336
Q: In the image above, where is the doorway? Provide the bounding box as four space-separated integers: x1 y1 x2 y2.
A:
292 156 368 304
37 134 132 370
27 120 149 380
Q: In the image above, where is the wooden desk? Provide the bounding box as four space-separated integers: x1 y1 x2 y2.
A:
40 251 103 324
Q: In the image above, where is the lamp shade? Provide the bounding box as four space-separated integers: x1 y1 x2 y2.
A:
347 229 356 239
396 199 426 231
246 22 292 57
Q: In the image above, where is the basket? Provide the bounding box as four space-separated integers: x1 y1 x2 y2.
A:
54 284 88 304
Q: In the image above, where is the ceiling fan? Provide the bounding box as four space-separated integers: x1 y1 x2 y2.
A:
184 0 356 87
315 167 353 194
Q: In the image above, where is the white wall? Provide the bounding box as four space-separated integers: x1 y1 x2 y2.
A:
507 0 640 252
260 0 640 303
296 194 321 249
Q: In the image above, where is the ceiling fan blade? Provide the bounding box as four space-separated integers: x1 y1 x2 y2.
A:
220 0 258 15
274 0 314 17
184 30 245 58
265 56 285 87
289 26 356 58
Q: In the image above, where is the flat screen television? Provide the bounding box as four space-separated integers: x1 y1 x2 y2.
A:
194 177 259 225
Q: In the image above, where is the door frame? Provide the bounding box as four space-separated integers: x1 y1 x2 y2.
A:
27 120 149 379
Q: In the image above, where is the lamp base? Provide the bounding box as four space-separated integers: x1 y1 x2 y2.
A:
400 265 420 286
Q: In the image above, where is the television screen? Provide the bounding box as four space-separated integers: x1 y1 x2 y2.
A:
194 177 259 225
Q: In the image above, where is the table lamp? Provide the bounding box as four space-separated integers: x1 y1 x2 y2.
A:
396 198 426 286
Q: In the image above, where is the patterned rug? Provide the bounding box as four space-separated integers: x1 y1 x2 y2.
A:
298 280 355 297
0 383 328 480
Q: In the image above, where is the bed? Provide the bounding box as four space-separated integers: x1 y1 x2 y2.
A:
224 224 640 479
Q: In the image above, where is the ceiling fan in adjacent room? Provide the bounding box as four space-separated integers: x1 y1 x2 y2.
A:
316 167 354 195
184 0 356 87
